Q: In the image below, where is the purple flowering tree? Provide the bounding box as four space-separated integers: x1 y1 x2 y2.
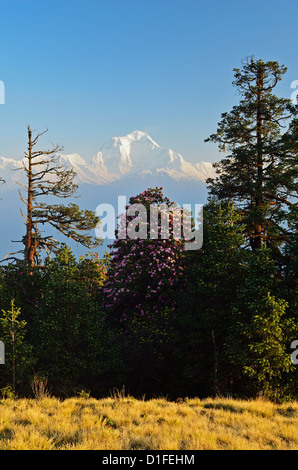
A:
101 187 187 393
102 187 185 332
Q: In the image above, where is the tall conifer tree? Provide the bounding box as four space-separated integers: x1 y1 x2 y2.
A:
206 57 298 251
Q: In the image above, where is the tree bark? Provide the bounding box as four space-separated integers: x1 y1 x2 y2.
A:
251 65 264 250
26 126 34 274
211 329 220 396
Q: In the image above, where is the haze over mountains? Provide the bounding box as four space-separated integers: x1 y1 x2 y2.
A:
0 130 216 259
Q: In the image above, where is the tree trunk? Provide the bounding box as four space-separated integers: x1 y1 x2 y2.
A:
211 329 220 396
251 65 264 250
26 127 34 274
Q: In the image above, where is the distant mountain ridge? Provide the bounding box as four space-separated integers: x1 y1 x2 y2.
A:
0 131 216 259
0 130 216 188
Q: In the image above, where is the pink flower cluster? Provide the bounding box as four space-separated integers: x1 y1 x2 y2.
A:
101 188 186 327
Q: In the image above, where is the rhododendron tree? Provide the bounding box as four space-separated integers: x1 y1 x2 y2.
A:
102 187 187 394
103 187 186 327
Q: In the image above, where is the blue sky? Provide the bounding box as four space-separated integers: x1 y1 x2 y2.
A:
1 0 298 163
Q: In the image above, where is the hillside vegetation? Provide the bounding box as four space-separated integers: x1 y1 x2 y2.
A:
0 396 297 450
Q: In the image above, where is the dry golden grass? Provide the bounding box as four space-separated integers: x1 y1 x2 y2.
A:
0 395 297 450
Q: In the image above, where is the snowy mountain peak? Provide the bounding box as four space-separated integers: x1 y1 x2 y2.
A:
59 153 87 167
111 130 160 148
0 131 216 187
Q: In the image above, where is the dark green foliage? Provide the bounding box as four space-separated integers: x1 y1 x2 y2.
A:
172 203 246 397
0 300 34 394
0 246 122 397
30 246 122 396
225 249 297 401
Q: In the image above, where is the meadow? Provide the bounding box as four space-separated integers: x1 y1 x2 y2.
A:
0 394 297 450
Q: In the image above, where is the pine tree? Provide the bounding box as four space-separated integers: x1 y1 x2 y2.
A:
205 57 298 251
12 126 101 272
176 202 246 396
0 300 33 393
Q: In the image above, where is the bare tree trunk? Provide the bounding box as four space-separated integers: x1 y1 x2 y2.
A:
26 126 34 274
15 125 99 270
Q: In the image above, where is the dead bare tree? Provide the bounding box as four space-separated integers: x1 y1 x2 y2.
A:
4 125 101 273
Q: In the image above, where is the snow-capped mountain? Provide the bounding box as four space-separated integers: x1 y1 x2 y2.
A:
59 130 216 185
0 131 216 260
0 130 216 187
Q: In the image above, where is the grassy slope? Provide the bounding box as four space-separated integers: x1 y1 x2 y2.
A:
0 396 297 450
